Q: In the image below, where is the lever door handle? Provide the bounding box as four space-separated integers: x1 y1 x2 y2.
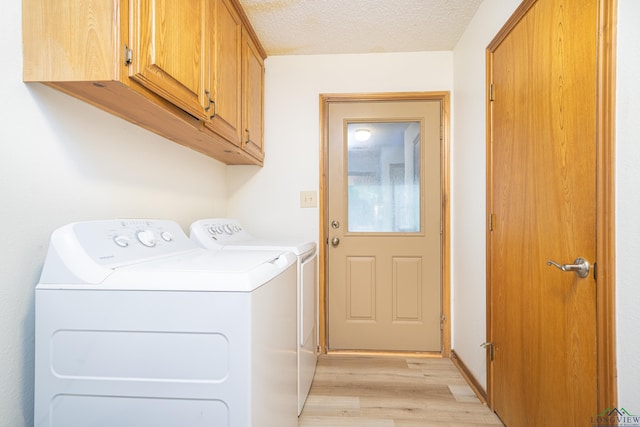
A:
546 258 590 278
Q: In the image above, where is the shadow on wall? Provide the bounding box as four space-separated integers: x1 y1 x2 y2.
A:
25 83 227 197
225 165 263 199
21 296 35 426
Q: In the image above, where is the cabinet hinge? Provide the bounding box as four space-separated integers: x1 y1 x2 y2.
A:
124 45 133 66
481 342 495 361
489 83 494 102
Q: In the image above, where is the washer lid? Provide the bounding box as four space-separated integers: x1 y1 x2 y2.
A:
38 249 297 292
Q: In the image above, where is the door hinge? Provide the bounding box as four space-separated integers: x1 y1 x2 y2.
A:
440 315 446 330
489 83 495 102
481 342 495 361
593 262 597 281
488 213 495 231
124 45 133 66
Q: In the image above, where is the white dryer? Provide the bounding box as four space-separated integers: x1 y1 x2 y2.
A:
190 218 317 415
35 219 298 427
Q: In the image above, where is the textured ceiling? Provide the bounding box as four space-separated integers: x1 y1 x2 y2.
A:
238 0 484 56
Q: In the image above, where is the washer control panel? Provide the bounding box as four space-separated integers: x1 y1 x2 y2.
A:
70 219 196 266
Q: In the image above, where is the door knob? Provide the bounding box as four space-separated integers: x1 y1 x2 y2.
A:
546 258 591 278
331 237 340 247
480 342 495 361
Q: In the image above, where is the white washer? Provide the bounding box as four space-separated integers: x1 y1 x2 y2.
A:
35 219 298 427
190 218 317 415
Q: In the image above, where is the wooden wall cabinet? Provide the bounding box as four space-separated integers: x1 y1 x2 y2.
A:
130 0 210 122
242 27 265 162
22 0 266 166
204 0 243 147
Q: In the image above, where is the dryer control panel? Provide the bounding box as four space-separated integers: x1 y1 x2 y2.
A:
190 218 250 246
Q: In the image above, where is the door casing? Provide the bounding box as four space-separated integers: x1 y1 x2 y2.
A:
319 92 451 357
485 0 617 410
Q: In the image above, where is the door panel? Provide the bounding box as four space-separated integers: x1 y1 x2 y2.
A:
393 257 422 321
346 256 376 320
241 28 264 161
488 0 598 424
130 0 208 120
205 0 243 145
327 100 442 352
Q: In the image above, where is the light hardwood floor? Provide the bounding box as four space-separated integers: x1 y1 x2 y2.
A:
298 355 503 426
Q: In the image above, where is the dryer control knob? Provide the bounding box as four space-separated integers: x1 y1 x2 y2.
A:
137 230 156 247
161 231 173 242
223 224 234 234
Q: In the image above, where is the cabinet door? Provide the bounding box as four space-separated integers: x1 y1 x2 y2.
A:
205 0 243 145
242 28 265 161
130 0 210 121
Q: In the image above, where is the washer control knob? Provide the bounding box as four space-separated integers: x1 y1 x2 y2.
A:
113 235 130 248
137 230 156 247
207 226 217 235
223 224 234 234
161 231 173 242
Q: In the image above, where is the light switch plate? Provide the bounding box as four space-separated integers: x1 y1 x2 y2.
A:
300 191 317 208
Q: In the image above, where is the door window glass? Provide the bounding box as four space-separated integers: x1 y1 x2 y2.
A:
347 122 421 232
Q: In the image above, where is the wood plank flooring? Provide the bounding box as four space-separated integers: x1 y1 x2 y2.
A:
298 355 503 426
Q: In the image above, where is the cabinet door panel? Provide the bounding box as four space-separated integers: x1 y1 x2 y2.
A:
205 0 242 145
242 29 264 161
131 0 208 120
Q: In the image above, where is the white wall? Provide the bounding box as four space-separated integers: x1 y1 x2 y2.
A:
451 0 521 389
227 52 453 244
0 1 228 426
615 0 640 407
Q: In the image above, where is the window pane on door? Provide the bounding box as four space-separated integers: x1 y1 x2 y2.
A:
347 122 421 232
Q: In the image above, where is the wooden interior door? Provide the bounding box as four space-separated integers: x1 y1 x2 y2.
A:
326 99 442 352
487 0 599 424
